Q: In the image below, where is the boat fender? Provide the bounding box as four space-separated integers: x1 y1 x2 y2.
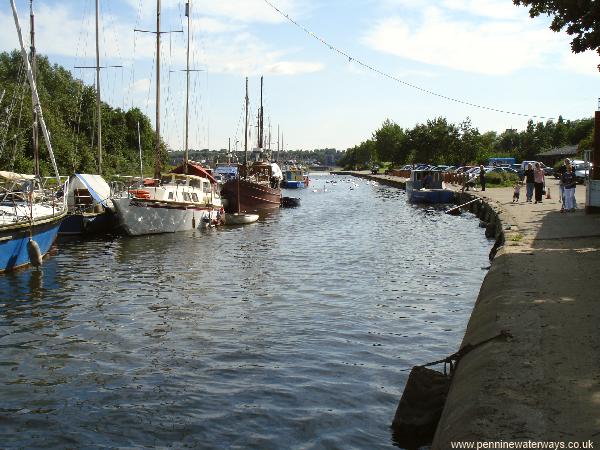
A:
192 215 196 228
27 238 43 267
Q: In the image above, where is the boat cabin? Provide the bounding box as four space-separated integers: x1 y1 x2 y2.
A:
410 170 444 190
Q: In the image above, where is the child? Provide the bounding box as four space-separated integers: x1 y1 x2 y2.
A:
513 182 521 202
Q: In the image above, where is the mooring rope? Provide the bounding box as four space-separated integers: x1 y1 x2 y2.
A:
420 329 513 377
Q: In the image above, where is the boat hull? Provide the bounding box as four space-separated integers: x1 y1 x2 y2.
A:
281 180 306 189
112 198 221 236
0 215 64 272
406 182 455 204
224 213 259 225
59 210 118 235
221 179 281 213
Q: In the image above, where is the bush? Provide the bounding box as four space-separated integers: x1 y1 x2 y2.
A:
486 172 519 186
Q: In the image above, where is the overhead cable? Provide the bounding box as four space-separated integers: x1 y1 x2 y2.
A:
262 0 555 120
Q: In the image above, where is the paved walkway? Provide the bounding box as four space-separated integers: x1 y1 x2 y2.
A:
432 178 600 447
463 178 600 240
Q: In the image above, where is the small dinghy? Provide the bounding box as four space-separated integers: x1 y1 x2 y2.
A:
281 197 301 208
225 212 259 225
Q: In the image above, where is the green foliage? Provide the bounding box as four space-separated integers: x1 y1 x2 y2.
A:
372 119 406 164
349 115 593 169
486 172 520 187
339 139 375 169
0 50 164 177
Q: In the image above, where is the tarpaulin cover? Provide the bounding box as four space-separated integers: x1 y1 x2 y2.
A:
71 174 112 208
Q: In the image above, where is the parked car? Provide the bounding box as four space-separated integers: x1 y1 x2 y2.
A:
518 160 550 178
573 161 593 184
487 166 517 174
371 165 379 174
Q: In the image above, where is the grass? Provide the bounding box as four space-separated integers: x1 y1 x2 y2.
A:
509 233 523 242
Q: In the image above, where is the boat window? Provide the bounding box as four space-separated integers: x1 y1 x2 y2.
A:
191 193 199 202
203 182 211 193
189 179 201 188
168 192 174 200
183 192 191 202
161 175 172 184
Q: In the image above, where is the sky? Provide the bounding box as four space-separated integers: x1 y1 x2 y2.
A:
2 0 599 152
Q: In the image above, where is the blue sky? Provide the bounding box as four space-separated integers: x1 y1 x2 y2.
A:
2 0 598 152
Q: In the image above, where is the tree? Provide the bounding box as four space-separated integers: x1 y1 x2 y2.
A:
514 0 600 69
372 119 406 164
0 50 163 177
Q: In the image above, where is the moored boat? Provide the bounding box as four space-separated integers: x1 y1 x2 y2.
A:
112 172 223 236
406 169 455 204
281 163 309 189
0 173 67 272
1 3 68 272
221 162 282 213
59 174 117 235
112 0 223 236
220 77 282 213
225 212 259 225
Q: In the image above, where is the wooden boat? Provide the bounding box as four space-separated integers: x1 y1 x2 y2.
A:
221 77 282 213
405 169 455 204
1 3 67 271
221 163 281 213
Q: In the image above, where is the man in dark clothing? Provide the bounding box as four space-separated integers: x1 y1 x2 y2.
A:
523 163 535 202
479 165 486 191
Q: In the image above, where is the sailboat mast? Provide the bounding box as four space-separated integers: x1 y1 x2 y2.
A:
259 75 263 149
244 77 248 179
29 0 39 177
154 0 162 181
137 121 143 183
95 0 102 175
11 0 60 184
184 0 191 175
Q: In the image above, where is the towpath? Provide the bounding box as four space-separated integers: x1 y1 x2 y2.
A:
438 178 600 447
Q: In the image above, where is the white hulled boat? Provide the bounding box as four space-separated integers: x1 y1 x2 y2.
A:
112 171 223 236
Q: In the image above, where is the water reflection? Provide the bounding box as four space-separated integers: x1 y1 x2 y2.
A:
0 174 491 449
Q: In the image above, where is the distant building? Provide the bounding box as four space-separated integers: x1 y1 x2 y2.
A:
325 154 336 167
536 145 579 166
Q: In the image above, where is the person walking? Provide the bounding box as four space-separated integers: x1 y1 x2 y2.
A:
561 165 576 212
524 163 535 202
556 158 572 211
479 165 486 191
533 162 545 203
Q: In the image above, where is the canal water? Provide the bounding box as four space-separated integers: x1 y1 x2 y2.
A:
0 174 491 449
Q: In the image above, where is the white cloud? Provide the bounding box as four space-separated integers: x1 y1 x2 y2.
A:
131 77 152 93
440 0 521 20
361 5 576 75
124 0 308 25
0 0 321 78
561 50 600 76
263 60 323 75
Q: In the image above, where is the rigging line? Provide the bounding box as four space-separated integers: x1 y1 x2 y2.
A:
261 0 555 121
234 98 245 147
0 61 26 157
10 83 26 170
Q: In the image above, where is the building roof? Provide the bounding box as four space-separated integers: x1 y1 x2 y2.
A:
536 145 579 157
